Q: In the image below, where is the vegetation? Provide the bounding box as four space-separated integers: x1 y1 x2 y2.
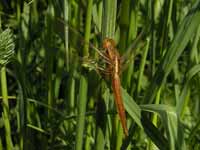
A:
0 0 200 150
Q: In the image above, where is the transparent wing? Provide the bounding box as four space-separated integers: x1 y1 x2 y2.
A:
120 25 151 72
121 27 149 64
57 18 111 65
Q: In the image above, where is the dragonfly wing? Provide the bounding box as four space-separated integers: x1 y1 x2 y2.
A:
121 24 151 66
57 18 109 58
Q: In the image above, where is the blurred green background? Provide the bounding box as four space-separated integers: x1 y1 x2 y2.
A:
0 0 200 150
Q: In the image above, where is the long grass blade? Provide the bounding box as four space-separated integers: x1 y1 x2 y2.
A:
144 1 200 104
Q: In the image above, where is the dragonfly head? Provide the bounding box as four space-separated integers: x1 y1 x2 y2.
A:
102 38 116 49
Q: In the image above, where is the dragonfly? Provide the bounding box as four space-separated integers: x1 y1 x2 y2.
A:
58 18 149 137
103 38 128 136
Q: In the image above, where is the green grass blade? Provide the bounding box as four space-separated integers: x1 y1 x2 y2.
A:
137 38 150 94
122 87 142 128
83 0 93 57
0 28 15 150
140 114 168 150
1 67 13 150
63 0 69 71
45 2 55 118
102 0 117 39
177 64 200 117
75 75 88 150
144 1 200 104
141 104 185 150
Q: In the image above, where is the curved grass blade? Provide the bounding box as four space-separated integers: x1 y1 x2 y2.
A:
177 64 200 117
140 113 169 150
121 88 169 150
121 87 142 128
144 1 200 104
140 104 185 150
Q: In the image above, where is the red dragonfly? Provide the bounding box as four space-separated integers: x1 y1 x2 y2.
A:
85 34 146 137
103 38 128 136
59 18 147 137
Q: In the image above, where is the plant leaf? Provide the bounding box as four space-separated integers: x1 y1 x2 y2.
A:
0 29 15 67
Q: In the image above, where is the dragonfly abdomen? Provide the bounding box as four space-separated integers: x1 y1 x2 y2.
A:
111 72 128 137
